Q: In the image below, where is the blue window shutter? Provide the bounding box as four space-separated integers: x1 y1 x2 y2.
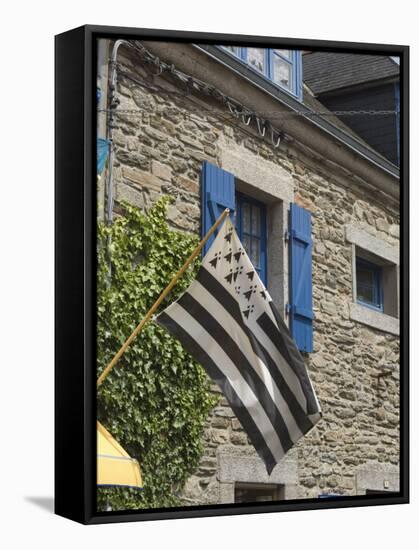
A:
201 161 235 254
289 203 314 352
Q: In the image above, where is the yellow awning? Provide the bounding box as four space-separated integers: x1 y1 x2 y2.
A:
97 421 143 489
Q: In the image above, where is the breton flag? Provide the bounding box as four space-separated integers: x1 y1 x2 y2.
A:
156 217 322 474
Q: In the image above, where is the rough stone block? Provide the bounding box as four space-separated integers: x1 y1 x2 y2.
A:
231 419 243 431
115 182 145 210
116 150 150 171
177 201 200 220
211 416 229 429
122 166 163 192
315 242 326 255
230 432 248 446
174 176 200 195
166 206 195 232
151 159 172 181
184 147 207 162
294 191 316 213
179 134 204 149
143 126 167 142
389 224 400 238
210 429 229 444
171 158 189 174
376 218 390 233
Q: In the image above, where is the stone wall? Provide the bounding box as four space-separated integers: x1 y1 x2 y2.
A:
292 168 400 498
100 42 400 504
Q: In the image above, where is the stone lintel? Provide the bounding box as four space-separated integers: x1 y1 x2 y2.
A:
356 462 399 494
219 138 294 204
345 224 399 265
217 448 298 485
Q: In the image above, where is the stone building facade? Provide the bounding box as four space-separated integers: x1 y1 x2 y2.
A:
97 39 400 504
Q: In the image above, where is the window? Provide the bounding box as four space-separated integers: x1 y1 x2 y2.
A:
356 257 383 312
345 225 399 334
272 49 292 88
353 245 399 322
201 161 314 350
247 48 266 74
235 193 267 285
223 45 241 57
235 482 284 503
221 46 303 99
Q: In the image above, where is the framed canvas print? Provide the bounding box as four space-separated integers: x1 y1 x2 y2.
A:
55 25 409 524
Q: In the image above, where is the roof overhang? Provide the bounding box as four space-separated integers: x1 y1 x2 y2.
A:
195 44 399 181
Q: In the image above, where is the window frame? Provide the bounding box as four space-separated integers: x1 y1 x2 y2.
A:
235 192 268 286
221 46 303 100
345 225 399 334
356 256 384 312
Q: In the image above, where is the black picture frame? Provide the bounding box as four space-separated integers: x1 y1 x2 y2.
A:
55 24 409 525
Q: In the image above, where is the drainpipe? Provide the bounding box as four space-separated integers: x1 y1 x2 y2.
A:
105 39 132 224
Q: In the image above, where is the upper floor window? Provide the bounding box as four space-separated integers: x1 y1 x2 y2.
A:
221 46 303 100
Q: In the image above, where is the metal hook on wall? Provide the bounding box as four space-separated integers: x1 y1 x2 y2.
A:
242 112 252 126
256 117 266 137
227 101 240 117
271 127 282 148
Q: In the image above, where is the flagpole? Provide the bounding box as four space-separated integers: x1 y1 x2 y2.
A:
97 207 230 387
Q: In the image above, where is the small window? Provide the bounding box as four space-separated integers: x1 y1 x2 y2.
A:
235 482 284 503
224 45 241 57
235 193 267 285
271 49 292 88
220 46 302 99
356 257 383 311
247 48 267 74
347 228 399 332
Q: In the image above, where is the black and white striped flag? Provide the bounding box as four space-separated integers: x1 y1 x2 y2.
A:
156 217 321 474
